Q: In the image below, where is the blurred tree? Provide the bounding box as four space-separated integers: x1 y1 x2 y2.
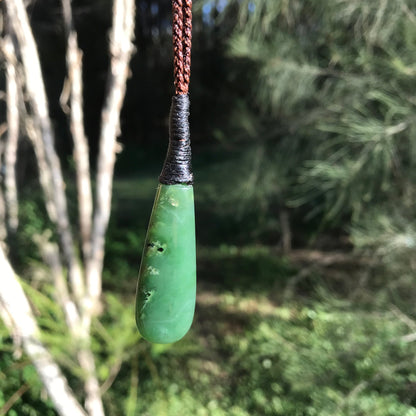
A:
0 0 136 414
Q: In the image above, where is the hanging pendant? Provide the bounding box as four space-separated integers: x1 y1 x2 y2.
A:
135 183 196 343
135 95 196 344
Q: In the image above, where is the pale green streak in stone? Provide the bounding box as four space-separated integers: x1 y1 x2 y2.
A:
135 184 196 343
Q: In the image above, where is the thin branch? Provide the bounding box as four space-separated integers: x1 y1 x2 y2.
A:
77 347 105 416
126 355 139 416
33 231 81 331
0 146 7 245
0 96 7 245
401 332 416 343
100 359 122 394
279 208 291 253
61 0 93 261
335 380 369 414
0 124 8 138
0 300 22 359
0 383 30 416
87 0 136 310
5 0 85 301
2 36 20 232
391 304 416 332
0 246 87 416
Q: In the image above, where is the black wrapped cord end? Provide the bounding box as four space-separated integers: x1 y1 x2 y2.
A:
159 94 193 185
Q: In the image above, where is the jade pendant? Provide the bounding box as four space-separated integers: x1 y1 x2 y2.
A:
135 183 196 343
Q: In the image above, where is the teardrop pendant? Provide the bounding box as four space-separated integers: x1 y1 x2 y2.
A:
135 183 196 343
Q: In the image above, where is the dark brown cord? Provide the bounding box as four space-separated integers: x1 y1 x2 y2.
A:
173 0 192 95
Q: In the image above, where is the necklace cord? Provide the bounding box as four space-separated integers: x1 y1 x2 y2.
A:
173 0 192 95
159 1 193 185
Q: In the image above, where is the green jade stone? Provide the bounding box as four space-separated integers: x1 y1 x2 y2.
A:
135 183 196 343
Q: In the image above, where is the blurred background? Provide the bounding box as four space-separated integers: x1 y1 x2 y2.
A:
1 0 416 415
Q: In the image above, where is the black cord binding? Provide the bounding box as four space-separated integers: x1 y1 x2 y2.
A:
159 94 193 185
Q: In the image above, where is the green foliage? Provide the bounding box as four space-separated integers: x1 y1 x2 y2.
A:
0 340 56 415
21 282 79 368
93 293 142 373
131 285 416 415
197 244 294 292
103 229 144 288
350 209 416 312
8 198 50 273
220 0 416 237
196 143 302 244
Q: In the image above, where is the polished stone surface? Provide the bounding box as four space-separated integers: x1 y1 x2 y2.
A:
135 184 196 343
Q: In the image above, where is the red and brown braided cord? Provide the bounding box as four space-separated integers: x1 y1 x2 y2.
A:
172 0 192 95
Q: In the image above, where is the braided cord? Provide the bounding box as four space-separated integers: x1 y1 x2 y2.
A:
159 0 193 184
172 0 192 95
